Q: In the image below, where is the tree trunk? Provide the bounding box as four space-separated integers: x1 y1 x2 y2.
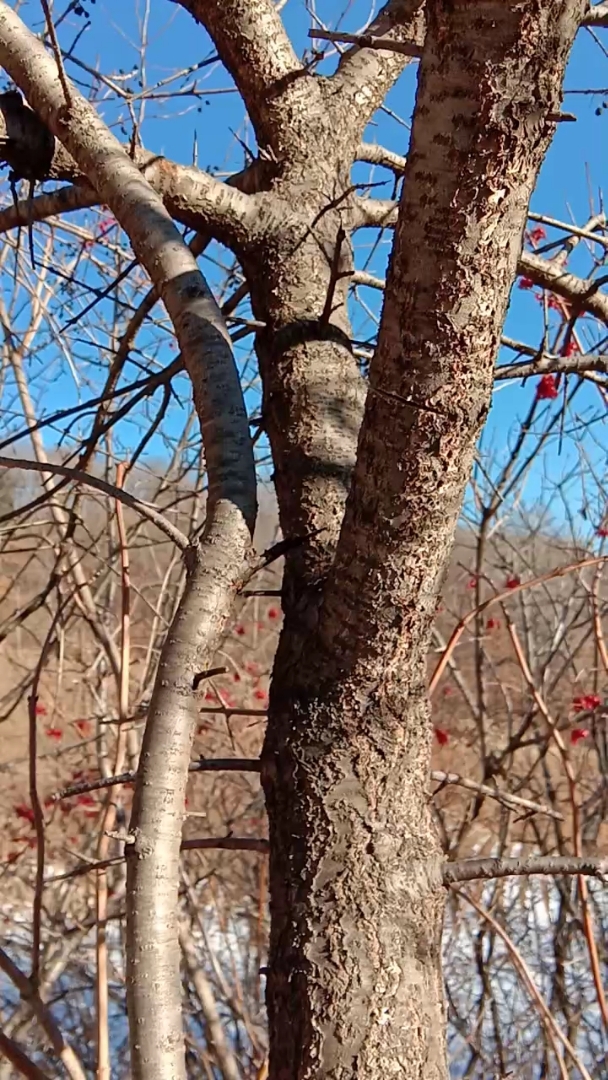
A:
260 2 585 1077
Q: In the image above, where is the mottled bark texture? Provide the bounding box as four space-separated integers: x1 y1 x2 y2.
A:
259 2 586 1078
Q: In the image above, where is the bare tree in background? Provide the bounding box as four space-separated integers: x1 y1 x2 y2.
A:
0 2 607 1079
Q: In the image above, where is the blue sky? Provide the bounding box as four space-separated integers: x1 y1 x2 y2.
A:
3 0 608 530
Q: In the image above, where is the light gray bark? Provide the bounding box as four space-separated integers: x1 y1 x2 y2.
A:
0 7 256 1080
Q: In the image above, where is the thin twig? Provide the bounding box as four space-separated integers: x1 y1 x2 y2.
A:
40 0 72 107
455 890 593 1080
429 554 608 694
46 835 268 883
0 947 87 1080
431 770 563 820
0 455 189 549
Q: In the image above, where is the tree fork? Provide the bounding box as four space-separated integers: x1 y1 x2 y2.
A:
261 2 587 1077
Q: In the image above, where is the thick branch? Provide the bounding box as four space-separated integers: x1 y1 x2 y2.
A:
317 0 586 707
582 1 608 24
172 0 317 160
353 198 608 327
0 181 98 233
518 249 608 323
496 348 608 380
444 854 608 885
328 0 426 136
0 96 261 245
310 29 421 57
352 195 399 228
0 9 257 1080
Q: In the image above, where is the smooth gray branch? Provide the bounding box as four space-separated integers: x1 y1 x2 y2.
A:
444 854 608 885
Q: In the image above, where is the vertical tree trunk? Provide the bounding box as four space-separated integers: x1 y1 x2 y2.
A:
261 2 585 1077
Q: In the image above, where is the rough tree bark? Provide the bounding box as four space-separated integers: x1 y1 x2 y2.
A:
0 0 594 1077
243 2 585 1077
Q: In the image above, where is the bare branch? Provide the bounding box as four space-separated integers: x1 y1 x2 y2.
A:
443 854 608 885
53 758 261 801
178 926 241 1080
582 1 608 25
0 947 87 1080
0 181 97 233
352 199 608 328
46 837 268 884
518 250 608 324
0 9 257 1080
327 0 425 137
0 130 259 249
0 1031 52 1080
173 0 313 159
310 28 421 58
352 195 399 229
0 455 190 550
356 142 407 173
431 770 564 820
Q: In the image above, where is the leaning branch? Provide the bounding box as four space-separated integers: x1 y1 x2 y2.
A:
0 455 190 550
173 0 309 159
0 9 257 1080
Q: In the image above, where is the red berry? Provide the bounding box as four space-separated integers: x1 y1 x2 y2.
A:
505 576 521 589
572 693 601 713
518 277 534 289
434 727 449 746
14 804 35 825
570 728 590 744
44 727 63 741
535 375 559 401
528 226 546 245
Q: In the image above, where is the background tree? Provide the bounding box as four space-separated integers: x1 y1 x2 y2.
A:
0 2 607 1079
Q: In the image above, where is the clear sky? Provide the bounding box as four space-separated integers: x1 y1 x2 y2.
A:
3 0 608 533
